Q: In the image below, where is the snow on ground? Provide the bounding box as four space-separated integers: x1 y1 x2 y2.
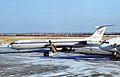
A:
0 48 120 77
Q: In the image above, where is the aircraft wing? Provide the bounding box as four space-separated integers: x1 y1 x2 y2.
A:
44 42 98 48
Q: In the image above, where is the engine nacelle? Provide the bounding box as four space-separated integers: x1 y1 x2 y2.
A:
78 40 99 45
87 40 100 45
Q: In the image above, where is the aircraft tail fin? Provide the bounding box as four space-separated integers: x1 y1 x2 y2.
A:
88 25 113 41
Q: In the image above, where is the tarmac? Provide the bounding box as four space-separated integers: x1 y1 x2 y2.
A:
0 47 120 77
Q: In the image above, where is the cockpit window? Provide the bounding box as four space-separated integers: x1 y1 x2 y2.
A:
102 41 109 44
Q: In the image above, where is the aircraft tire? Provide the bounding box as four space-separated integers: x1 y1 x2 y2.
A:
113 52 120 60
43 51 49 57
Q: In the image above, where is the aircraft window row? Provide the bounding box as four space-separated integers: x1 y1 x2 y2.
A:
11 42 46 44
11 42 25 44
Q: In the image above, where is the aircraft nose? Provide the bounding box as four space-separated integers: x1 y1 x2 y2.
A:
99 43 112 51
99 43 106 50
99 44 103 49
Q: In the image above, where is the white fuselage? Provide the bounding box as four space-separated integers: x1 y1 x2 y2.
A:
10 38 99 50
99 38 120 52
9 25 109 50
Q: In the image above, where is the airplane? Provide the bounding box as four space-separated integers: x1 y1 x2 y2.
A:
99 37 120 59
9 25 112 57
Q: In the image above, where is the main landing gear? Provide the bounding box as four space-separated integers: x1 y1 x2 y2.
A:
43 40 57 57
61 47 75 52
112 43 120 60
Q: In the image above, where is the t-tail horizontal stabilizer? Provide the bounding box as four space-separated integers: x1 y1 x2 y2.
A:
88 25 114 42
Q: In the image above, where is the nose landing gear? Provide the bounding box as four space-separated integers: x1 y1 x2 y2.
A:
112 52 120 60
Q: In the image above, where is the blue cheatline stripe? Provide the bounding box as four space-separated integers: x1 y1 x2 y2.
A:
15 41 80 44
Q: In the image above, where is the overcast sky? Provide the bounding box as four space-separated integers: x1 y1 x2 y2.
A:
0 0 120 33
